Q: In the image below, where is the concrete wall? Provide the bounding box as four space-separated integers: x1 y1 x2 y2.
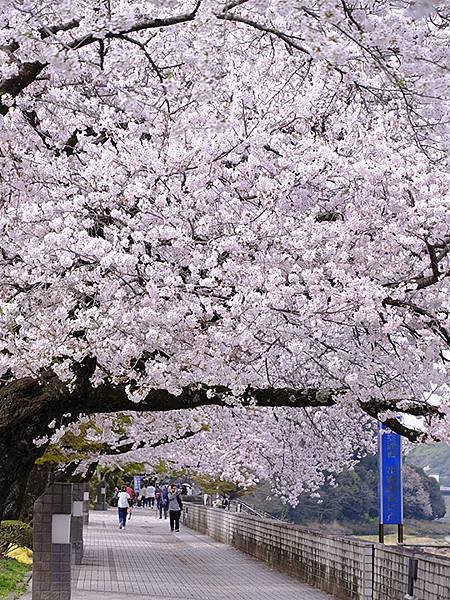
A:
183 504 372 600
33 483 72 600
374 546 450 600
71 483 84 565
183 505 450 600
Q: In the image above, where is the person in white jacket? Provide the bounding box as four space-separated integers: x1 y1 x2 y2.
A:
117 486 131 529
146 483 156 508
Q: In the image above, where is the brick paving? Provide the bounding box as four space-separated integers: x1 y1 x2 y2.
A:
71 508 335 600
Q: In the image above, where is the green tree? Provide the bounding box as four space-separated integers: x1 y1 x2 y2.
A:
406 443 450 486
285 455 445 525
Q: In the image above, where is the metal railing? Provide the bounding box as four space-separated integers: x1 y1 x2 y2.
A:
183 493 286 522
182 494 203 504
228 499 285 522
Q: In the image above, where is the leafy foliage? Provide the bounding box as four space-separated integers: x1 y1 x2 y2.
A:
406 443 450 485
192 474 252 498
94 462 147 502
0 522 32 557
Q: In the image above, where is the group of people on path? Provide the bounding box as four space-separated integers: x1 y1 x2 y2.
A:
115 483 183 532
138 483 156 507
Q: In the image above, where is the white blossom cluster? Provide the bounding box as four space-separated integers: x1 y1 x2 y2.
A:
0 0 449 492
65 404 374 502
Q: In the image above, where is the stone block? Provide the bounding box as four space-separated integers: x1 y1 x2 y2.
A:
32 483 73 600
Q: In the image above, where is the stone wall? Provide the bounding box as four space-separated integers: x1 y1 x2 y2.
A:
183 504 450 600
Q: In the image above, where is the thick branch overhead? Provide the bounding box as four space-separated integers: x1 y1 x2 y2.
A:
0 369 441 444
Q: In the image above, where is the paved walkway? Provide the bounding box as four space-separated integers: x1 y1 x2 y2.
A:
71 508 334 600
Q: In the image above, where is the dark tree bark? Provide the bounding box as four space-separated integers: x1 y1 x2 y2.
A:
0 376 69 519
1 431 49 521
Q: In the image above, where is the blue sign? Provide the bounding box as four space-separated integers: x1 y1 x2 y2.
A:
378 423 403 525
133 475 142 493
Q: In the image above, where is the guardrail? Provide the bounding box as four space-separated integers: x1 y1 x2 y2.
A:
181 495 203 504
182 493 286 522
228 499 285 522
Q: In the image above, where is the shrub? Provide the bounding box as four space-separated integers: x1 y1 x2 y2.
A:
0 521 33 556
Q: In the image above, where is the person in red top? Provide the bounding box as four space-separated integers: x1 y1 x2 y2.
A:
125 485 135 519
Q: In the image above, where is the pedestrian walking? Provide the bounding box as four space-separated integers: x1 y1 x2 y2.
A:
111 486 119 507
168 484 183 532
155 487 161 513
181 483 193 496
157 485 169 519
146 482 156 508
126 484 135 519
140 484 147 507
117 486 130 529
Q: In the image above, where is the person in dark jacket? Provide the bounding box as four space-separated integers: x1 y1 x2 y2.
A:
168 484 183 532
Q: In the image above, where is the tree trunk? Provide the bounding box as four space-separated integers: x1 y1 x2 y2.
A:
17 461 94 523
17 464 53 523
0 428 50 520
0 376 75 520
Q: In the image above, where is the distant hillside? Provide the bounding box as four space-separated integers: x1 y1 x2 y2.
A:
247 454 446 526
406 443 450 485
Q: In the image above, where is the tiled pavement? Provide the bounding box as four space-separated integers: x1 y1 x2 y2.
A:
70 508 334 600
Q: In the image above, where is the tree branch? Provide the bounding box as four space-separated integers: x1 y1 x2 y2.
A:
222 0 251 12
67 2 202 50
75 428 202 457
0 362 444 444
0 1 203 113
40 19 81 39
0 62 46 115
383 297 450 346
84 382 340 414
0 370 338 433
216 13 310 55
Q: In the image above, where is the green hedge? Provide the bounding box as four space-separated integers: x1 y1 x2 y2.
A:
0 521 32 556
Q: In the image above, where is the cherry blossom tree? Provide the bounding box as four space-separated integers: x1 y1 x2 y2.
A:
97 405 376 504
0 0 449 517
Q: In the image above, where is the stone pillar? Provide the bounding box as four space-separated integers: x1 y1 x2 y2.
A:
32 482 72 600
94 480 107 511
71 484 84 565
82 482 89 525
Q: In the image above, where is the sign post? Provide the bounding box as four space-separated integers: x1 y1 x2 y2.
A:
378 422 404 544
